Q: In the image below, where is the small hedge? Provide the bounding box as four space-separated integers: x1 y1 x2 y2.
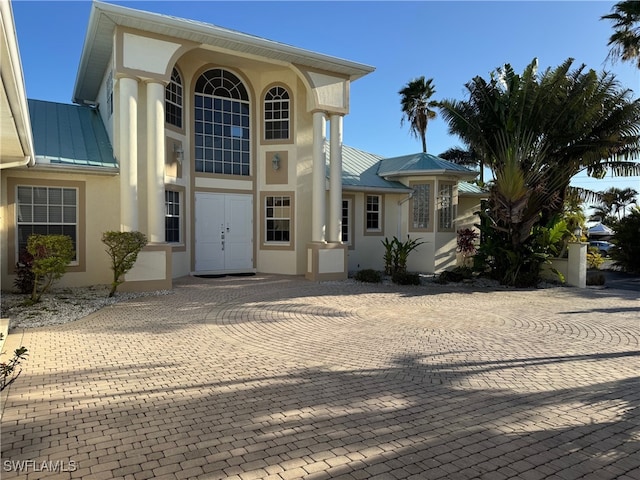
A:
354 269 382 283
392 271 421 285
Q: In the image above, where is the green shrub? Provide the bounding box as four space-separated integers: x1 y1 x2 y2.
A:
13 250 35 294
354 269 382 283
586 247 605 270
610 207 640 274
102 231 148 297
438 266 473 283
586 272 606 286
27 234 74 303
392 271 421 285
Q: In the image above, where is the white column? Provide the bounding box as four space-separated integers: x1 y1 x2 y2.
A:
312 111 326 243
329 114 343 243
119 76 139 232
146 81 166 243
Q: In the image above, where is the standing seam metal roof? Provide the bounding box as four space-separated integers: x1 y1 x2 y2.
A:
28 99 116 169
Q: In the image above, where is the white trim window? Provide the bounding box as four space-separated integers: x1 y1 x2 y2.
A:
165 190 181 243
366 195 381 232
165 68 183 129
195 69 250 175
16 186 78 260
265 195 291 243
438 184 454 230
412 183 430 229
264 86 290 140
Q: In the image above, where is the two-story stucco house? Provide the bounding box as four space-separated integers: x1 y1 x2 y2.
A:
1 1 485 292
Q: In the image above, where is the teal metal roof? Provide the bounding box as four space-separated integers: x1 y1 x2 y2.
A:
28 99 116 169
378 152 477 178
458 181 488 196
330 145 479 192
326 142 411 192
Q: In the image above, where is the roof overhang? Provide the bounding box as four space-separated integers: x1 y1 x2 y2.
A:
31 161 119 176
73 1 375 104
382 169 479 180
0 0 35 169
343 185 414 194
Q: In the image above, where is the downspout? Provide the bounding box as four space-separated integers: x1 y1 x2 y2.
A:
397 191 413 239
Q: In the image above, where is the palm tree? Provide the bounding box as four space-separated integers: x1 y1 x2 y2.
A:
440 58 640 225
602 1 640 68
399 77 437 153
612 186 638 219
439 146 485 183
439 58 640 285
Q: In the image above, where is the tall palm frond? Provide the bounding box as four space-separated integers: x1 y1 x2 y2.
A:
601 1 640 68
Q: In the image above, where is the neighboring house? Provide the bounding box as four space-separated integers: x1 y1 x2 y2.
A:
0 1 486 292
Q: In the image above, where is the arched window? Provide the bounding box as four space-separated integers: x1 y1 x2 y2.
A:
194 69 250 175
165 68 183 128
264 86 290 140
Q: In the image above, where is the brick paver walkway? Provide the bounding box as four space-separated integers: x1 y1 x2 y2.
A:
1 275 638 480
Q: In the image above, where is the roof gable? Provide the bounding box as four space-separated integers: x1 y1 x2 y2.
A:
73 1 375 104
28 99 116 170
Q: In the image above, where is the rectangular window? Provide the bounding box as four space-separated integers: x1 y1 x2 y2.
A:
265 195 291 243
366 195 381 232
412 184 431 229
438 184 454 230
342 199 352 244
165 190 181 243
16 186 78 260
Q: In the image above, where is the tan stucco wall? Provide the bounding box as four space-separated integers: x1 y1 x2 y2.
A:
1 170 120 290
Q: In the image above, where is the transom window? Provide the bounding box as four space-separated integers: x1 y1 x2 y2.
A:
412 184 431 229
165 68 183 128
16 186 77 260
265 195 291 243
438 184 454 230
194 69 250 176
366 195 381 232
264 86 290 140
165 190 181 243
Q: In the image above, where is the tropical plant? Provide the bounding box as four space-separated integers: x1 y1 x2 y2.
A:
586 247 605 270
609 206 640 273
381 236 425 277
0 337 28 392
102 231 148 297
439 58 640 285
26 234 75 303
456 228 479 266
440 58 640 225
399 76 438 153
601 1 640 68
13 249 35 295
439 146 485 183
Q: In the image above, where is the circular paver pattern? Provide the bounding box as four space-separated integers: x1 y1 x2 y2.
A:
1 275 638 480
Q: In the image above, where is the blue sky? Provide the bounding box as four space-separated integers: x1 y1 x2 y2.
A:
11 0 640 203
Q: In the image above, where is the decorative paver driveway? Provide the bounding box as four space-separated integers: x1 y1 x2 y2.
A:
1 275 638 480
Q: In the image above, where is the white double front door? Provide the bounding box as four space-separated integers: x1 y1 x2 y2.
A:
195 192 253 273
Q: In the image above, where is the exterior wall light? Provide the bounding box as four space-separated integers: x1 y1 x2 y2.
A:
173 143 184 163
272 153 281 171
